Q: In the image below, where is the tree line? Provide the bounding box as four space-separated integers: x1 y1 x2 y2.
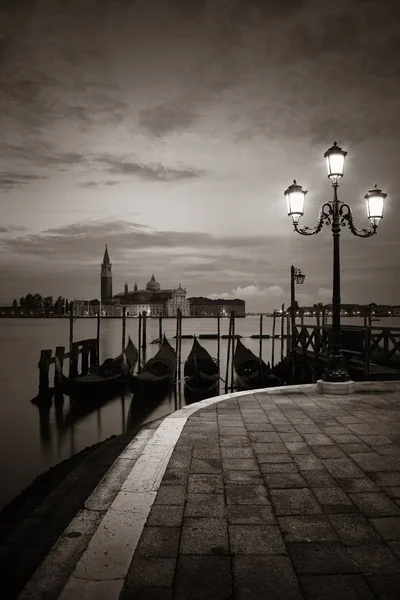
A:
11 294 73 315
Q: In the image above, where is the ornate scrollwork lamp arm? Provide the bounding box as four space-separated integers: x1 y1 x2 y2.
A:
339 203 377 238
294 202 333 236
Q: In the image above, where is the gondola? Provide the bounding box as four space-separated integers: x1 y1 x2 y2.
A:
233 338 283 391
59 337 138 397
184 337 219 397
128 335 176 394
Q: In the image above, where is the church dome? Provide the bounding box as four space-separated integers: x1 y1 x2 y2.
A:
146 273 161 292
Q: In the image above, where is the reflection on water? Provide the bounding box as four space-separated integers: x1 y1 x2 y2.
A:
2 315 399 509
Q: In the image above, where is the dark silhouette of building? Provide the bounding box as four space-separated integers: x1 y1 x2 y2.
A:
100 244 113 302
188 297 245 317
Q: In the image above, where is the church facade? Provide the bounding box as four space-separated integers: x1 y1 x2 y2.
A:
100 246 189 316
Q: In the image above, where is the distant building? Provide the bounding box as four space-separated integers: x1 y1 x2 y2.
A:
98 246 189 316
188 297 245 317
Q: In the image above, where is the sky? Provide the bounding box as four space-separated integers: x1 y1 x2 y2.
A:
0 0 399 312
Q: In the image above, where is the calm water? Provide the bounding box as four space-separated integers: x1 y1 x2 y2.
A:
0 315 399 508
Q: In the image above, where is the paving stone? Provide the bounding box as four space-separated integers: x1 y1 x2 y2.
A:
174 556 232 600
336 477 380 492
338 443 372 455
299 574 375 600
264 473 307 489
162 468 189 486
350 452 399 472
185 493 225 518
180 518 229 555
302 470 337 488
227 504 276 525
218 426 247 436
244 422 275 431
146 505 184 527
229 524 285 554
279 515 338 542
270 489 322 516
274 424 297 433
369 472 400 487
135 527 180 558
303 434 334 446
154 485 186 505
285 442 313 455
294 455 325 471
188 474 224 494
233 555 303 600
383 487 400 499
323 458 364 478
328 434 361 444
225 483 269 505
359 435 393 446
369 517 400 540
260 462 299 474
220 446 255 459
366 574 400 600
322 426 352 434
168 451 192 470
287 542 358 574
256 453 294 464
328 513 381 545
220 436 251 447
223 470 263 484
349 492 400 517
222 458 260 471
313 487 355 513
278 432 304 443
190 458 222 474
125 558 176 588
120 588 172 600
192 447 221 459
252 442 288 456
248 431 282 443
311 445 347 459
295 424 322 434
347 544 400 575
387 541 400 559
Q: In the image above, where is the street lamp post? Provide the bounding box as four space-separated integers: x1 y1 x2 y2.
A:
290 266 305 357
284 142 387 384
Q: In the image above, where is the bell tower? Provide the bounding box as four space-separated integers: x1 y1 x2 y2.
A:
101 244 113 301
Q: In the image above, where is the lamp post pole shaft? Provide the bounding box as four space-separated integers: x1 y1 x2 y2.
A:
331 184 341 354
290 265 296 357
323 183 350 382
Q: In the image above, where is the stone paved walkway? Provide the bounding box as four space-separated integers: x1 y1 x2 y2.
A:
121 384 400 600
16 382 400 600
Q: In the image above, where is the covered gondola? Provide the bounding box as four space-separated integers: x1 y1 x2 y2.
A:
233 338 283 391
59 337 138 398
128 335 176 394
184 337 219 397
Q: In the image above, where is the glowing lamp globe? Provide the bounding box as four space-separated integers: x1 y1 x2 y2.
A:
365 184 386 225
296 272 306 284
324 141 347 181
284 180 307 224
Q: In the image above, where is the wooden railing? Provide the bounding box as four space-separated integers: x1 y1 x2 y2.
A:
293 324 400 380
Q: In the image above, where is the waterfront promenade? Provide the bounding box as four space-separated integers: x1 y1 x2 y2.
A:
8 381 400 599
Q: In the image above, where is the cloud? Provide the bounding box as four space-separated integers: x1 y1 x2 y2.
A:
96 155 206 181
0 171 47 190
79 180 120 188
0 225 28 233
139 102 200 137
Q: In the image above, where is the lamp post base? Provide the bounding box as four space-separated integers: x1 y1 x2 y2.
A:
322 348 351 383
317 379 355 395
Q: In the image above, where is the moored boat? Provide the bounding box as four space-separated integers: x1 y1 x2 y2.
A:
233 338 283 391
184 337 219 397
59 337 138 397
128 335 176 394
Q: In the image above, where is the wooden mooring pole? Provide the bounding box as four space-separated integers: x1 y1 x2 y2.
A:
142 311 147 349
178 308 182 382
54 346 65 397
159 316 163 340
122 306 127 353
69 311 74 354
138 313 142 373
96 311 101 366
225 314 233 393
259 314 263 361
217 314 221 372
272 311 276 368
280 304 284 364
230 311 236 392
